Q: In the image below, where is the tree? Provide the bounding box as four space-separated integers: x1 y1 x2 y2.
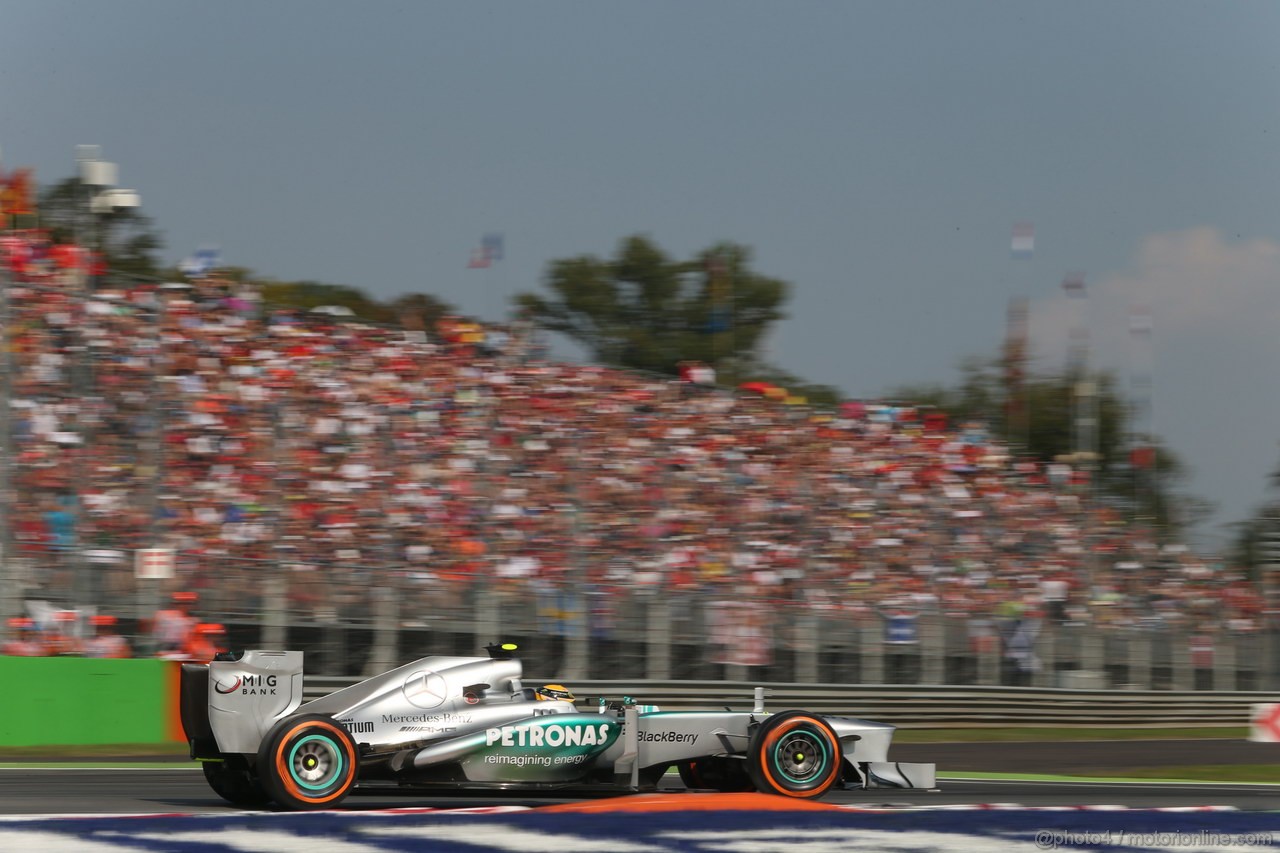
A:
251 278 457 332
887 355 1004 428
885 359 1197 534
37 176 164 281
1230 459 1280 582
388 292 453 334
258 280 394 322
514 235 788 378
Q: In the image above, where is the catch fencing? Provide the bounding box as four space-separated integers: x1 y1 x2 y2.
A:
11 546 1278 694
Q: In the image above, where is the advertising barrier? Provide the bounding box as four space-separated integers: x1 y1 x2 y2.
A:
0 656 182 747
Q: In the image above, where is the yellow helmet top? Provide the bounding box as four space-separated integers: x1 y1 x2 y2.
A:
535 684 575 702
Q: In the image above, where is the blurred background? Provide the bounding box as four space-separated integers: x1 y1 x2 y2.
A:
3 2 1280 695
0 200 1274 691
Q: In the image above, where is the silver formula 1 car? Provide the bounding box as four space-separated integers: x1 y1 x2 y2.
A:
179 644 935 810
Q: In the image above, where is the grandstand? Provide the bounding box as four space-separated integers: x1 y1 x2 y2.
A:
0 228 1273 690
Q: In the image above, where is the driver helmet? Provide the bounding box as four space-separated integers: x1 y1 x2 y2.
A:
534 683 575 702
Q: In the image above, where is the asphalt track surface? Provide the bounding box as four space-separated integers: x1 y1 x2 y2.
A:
2 740 1276 815
893 738 1276 775
1 770 1276 815
1 768 1276 813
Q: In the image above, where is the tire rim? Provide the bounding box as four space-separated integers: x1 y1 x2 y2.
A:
773 730 829 785
288 734 344 791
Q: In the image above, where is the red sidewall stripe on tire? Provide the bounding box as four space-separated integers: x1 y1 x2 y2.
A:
273 720 356 805
758 716 840 799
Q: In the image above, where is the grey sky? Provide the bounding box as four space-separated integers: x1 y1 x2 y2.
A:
2 1 1279 544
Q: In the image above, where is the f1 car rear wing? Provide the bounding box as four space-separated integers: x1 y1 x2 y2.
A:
180 650 305 758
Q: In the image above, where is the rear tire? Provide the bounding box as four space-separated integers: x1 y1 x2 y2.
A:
202 756 270 808
257 714 359 810
746 711 842 799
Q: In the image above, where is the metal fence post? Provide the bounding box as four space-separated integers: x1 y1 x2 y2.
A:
860 622 884 684
1171 630 1192 691
1214 632 1237 692
920 614 943 685
474 587 499 662
1128 629 1152 689
1033 622 1055 687
1080 629 1104 682
261 571 287 651
977 634 999 686
646 595 671 681
364 585 400 676
796 610 818 684
560 590 589 681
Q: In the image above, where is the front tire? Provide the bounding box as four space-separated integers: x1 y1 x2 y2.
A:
257 714 359 810
746 711 842 799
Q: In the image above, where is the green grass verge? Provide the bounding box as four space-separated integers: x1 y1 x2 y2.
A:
1069 765 1278 784
943 766 1279 784
894 726 1248 743
0 743 189 760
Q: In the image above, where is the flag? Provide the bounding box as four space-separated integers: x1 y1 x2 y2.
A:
0 168 35 217
704 307 731 333
467 233 503 268
180 246 221 278
1129 308 1152 335
481 233 504 262
1130 445 1156 469
1011 221 1034 259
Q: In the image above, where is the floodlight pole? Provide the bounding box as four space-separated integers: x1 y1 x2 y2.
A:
70 146 142 609
1063 273 1099 601
72 146 105 608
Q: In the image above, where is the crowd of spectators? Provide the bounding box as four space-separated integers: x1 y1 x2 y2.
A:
0 229 1269 664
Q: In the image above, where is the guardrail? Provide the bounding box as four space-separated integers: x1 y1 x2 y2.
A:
302 677 1262 727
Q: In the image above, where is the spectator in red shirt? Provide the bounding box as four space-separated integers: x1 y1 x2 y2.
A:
184 623 225 663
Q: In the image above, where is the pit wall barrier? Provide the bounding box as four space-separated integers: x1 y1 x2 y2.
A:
0 656 183 747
